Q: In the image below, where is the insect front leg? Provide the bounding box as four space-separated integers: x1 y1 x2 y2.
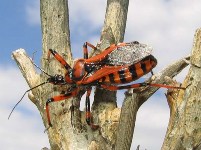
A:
48 49 72 71
48 49 74 83
45 89 78 127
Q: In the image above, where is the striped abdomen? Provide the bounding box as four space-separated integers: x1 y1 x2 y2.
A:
99 55 157 84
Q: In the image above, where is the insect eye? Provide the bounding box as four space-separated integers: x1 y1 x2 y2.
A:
133 41 139 44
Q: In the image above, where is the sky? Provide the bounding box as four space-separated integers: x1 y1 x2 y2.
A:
1 0 201 149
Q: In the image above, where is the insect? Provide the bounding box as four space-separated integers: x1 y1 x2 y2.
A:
9 41 184 129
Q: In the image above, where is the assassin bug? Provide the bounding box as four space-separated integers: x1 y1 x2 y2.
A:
9 41 184 129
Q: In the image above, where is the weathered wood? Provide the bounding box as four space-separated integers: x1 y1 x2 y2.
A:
115 55 190 150
102 0 129 43
40 0 78 149
93 0 130 148
12 0 196 149
12 49 40 105
162 28 201 150
12 49 40 90
12 0 129 149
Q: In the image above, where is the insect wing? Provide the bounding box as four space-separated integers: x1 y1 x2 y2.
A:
106 41 153 66
82 65 125 84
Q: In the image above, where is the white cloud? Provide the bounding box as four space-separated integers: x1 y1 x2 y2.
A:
68 0 107 58
131 95 170 149
25 0 40 26
69 0 106 32
0 66 49 150
125 0 201 70
24 0 106 32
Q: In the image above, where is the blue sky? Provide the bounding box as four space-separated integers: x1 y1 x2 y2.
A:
0 1 42 65
1 0 201 149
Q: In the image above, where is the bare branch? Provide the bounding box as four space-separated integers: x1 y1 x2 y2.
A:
115 55 190 150
103 0 129 43
162 28 201 149
93 1 129 146
12 49 40 89
191 28 201 67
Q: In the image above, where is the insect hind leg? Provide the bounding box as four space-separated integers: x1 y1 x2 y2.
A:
100 82 185 91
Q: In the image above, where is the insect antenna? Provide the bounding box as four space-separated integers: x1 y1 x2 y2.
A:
8 81 49 119
31 60 52 77
31 50 37 62
29 51 51 77
9 58 53 119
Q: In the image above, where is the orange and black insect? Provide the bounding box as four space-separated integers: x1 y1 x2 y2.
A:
8 41 184 129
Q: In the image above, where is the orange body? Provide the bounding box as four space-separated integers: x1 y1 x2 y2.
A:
82 55 157 85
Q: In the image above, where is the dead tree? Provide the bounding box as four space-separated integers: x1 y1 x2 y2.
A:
161 28 201 150
11 0 200 149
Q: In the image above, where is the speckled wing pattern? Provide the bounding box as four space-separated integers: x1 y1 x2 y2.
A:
106 41 153 66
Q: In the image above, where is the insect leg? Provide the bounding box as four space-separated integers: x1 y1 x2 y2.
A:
83 43 89 59
85 44 118 64
45 89 78 127
48 49 71 70
85 87 99 130
86 42 97 50
100 83 146 90
84 42 127 64
101 82 185 91
83 42 97 59
147 83 185 90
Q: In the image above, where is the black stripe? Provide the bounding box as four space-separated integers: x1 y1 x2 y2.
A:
142 55 157 64
141 55 149 61
129 65 137 80
46 98 54 105
64 92 72 97
118 85 132 90
83 43 88 59
118 70 127 83
50 49 56 56
64 64 71 70
109 73 115 83
101 76 106 83
85 96 90 112
141 62 147 74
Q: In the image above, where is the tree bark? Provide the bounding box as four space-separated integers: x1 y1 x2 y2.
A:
115 55 190 150
12 0 129 149
11 0 195 149
162 28 201 150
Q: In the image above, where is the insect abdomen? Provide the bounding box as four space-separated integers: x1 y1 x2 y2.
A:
99 55 157 84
